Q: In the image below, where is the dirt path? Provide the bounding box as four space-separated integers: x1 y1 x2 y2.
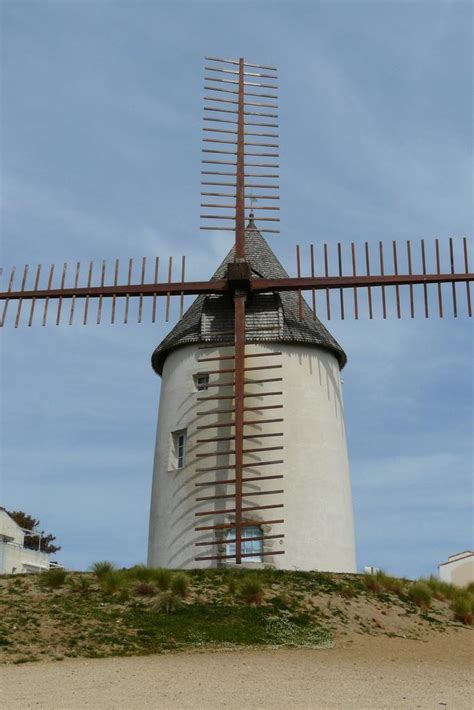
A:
2 631 473 709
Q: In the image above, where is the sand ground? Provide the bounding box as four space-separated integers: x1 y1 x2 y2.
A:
1 631 473 710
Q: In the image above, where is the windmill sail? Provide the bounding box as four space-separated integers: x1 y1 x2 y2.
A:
200 56 280 237
292 237 472 321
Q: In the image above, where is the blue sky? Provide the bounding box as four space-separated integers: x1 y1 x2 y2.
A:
1 0 472 578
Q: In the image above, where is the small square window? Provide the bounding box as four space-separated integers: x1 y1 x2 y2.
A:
171 430 187 469
194 374 209 391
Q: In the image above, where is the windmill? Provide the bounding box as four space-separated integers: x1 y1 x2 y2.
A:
1 56 472 571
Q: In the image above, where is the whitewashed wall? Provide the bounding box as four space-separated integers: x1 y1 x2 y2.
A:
0 542 50 574
439 554 474 587
0 509 24 545
148 342 356 572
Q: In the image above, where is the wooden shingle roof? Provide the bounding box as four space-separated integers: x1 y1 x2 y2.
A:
151 221 347 375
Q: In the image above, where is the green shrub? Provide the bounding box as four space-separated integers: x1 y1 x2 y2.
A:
38 568 67 589
171 573 190 598
91 561 116 578
239 577 264 605
153 568 172 591
39 568 67 589
451 593 474 625
408 582 432 609
128 565 154 582
133 582 156 597
100 571 124 595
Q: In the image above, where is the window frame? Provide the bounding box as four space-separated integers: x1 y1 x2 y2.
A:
194 373 210 392
226 524 263 562
171 429 187 470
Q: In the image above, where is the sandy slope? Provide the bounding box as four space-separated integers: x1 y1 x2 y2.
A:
2 630 472 710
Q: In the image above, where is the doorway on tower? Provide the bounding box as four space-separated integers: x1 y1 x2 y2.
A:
226 525 263 563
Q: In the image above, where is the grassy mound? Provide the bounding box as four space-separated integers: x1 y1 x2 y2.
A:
0 567 471 664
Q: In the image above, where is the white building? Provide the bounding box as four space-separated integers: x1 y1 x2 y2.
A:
0 508 50 574
148 222 356 572
439 551 474 587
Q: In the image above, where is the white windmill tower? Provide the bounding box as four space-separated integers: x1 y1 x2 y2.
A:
147 217 356 572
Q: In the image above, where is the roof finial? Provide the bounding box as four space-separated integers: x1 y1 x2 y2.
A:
247 189 257 228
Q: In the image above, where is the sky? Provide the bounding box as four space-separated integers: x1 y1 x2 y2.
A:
0 0 472 579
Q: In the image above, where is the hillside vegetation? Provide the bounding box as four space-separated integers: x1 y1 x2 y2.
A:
1 566 472 664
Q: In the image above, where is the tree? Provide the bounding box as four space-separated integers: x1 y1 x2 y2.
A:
7 510 61 555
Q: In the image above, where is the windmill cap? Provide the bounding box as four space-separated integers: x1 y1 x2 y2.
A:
151 223 347 375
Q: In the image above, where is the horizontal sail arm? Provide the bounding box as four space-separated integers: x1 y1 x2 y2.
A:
252 272 474 292
0 279 228 301
1 273 472 302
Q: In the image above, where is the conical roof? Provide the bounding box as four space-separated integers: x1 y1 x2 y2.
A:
151 221 346 375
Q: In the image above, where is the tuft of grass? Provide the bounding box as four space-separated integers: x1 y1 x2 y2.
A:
91 561 116 578
408 582 432 609
239 576 264 605
227 573 238 595
362 573 382 594
38 568 67 589
376 572 404 595
171 573 189 598
272 591 292 608
100 571 124 595
117 587 130 603
69 575 91 595
152 568 172 591
133 582 156 597
152 590 182 614
339 584 357 599
128 565 155 583
362 570 405 597
450 592 474 625
424 575 456 601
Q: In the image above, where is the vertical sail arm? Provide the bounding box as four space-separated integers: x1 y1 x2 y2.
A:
233 58 247 563
200 55 280 235
195 57 284 565
235 58 246 260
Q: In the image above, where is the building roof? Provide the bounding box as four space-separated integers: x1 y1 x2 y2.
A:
439 551 474 566
151 219 347 375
